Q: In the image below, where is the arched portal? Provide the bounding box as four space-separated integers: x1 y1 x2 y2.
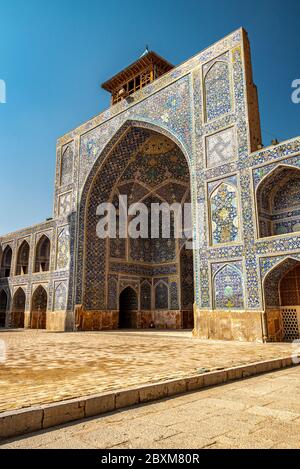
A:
77 122 194 330
1 246 12 278
264 258 300 341
30 286 47 329
280 263 300 341
11 288 26 328
119 287 138 329
257 166 300 238
0 290 8 328
34 235 50 273
16 241 30 275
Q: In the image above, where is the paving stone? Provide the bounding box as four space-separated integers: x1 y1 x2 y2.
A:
0 408 43 439
85 393 115 418
43 400 85 429
246 405 299 422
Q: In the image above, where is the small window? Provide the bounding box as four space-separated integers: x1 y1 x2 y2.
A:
128 79 134 92
135 76 141 89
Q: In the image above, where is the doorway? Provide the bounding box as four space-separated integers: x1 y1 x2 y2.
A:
119 287 138 329
11 288 26 328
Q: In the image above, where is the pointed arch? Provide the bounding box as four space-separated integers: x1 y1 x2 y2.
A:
210 182 239 245
30 285 47 329
256 163 299 190
256 164 300 238
0 289 8 327
263 256 300 309
1 245 12 278
119 286 138 329
53 282 67 311
280 263 300 306
213 264 244 310
15 240 30 275
204 60 232 121
80 119 192 197
263 257 300 342
34 235 50 273
11 288 26 328
155 281 169 310
77 120 192 311
119 283 139 296
60 145 73 186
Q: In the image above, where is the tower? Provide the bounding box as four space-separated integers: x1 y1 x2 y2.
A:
101 49 174 105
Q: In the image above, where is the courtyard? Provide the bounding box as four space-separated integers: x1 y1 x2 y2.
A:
0 329 297 414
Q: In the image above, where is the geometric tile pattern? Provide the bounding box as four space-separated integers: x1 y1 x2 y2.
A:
140 281 151 310
58 192 72 217
56 227 70 270
180 248 194 309
108 277 118 310
206 127 236 168
170 281 179 310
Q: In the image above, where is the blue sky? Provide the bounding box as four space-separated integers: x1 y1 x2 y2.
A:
0 0 299 234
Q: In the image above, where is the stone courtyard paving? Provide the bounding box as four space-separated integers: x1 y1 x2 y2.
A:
0 329 297 414
2 366 300 449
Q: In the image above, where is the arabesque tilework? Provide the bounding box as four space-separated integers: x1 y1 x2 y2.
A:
1 28 300 341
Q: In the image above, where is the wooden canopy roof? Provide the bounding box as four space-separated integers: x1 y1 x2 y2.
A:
101 51 174 93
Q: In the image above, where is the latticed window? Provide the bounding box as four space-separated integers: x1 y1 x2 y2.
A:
112 67 154 104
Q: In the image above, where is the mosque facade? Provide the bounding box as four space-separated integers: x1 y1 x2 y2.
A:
1 28 300 342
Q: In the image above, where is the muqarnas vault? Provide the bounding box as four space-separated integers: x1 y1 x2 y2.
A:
1 28 300 343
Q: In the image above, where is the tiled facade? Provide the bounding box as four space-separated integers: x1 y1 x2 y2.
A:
1 28 300 341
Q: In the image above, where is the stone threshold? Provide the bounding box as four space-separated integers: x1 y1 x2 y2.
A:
0 355 299 440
